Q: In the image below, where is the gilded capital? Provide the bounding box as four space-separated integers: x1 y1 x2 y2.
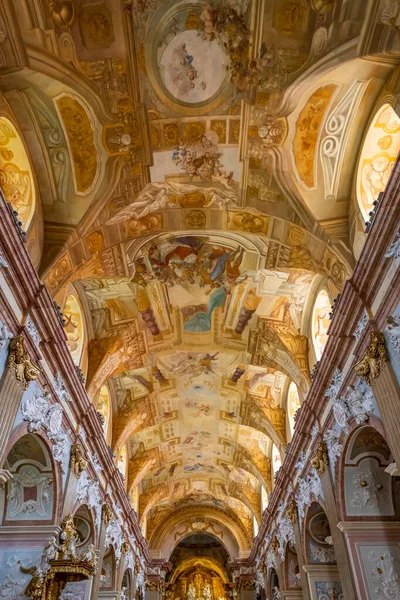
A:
102 502 114 525
7 336 41 390
354 331 388 386
285 498 298 523
69 443 87 477
271 536 279 555
122 539 129 553
310 441 329 476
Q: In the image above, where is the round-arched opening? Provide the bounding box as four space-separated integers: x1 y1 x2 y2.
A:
271 444 282 480
116 444 128 485
356 103 400 220
63 294 85 365
0 117 36 230
97 385 111 440
311 289 331 361
168 534 229 600
287 381 301 437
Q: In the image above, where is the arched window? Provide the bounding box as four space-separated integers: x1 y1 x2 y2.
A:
271 444 281 478
312 290 331 361
0 117 36 230
261 485 268 512
357 103 400 220
97 385 111 439
117 445 127 483
287 382 301 436
63 294 84 365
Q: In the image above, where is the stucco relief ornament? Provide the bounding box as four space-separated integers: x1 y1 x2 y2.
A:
346 379 375 424
21 388 52 432
369 551 400 600
351 468 385 509
76 471 102 526
354 331 388 386
69 444 87 477
255 570 265 593
295 450 307 472
105 519 124 565
309 543 336 563
323 429 343 469
0 250 8 268
54 372 72 402
0 319 11 350
355 310 369 341
25 316 40 348
91 453 103 473
310 422 319 442
21 388 69 466
7 336 41 389
386 315 400 360
277 515 295 560
326 368 343 401
385 232 400 259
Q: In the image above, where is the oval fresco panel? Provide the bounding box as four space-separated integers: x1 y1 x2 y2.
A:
159 30 228 105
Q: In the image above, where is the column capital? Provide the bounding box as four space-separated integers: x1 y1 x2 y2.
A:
69 444 87 477
354 330 388 386
102 502 114 525
285 498 298 523
310 441 329 476
7 335 41 389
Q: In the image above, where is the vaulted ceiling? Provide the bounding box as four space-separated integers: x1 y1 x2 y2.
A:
1 0 400 562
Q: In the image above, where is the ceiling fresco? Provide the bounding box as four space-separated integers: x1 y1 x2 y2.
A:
1 0 399 565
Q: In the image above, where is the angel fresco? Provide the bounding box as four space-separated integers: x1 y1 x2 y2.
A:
172 131 234 185
106 182 238 226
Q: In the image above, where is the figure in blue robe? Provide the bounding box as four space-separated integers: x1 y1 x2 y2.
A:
184 287 226 332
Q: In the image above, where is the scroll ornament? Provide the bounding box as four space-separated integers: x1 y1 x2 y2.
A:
7 336 41 389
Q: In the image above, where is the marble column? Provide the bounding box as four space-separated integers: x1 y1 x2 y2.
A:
91 503 114 600
0 336 40 469
311 443 358 600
